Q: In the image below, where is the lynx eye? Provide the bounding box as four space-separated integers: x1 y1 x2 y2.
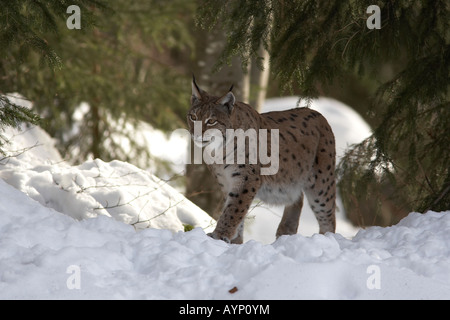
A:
189 114 197 121
206 118 217 126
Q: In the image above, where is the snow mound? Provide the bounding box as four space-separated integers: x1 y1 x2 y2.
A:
0 176 449 299
0 124 214 233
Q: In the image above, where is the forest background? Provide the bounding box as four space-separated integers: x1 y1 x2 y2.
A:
1 0 448 227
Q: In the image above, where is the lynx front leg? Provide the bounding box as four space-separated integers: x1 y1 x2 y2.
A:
209 184 258 243
230 222 244 244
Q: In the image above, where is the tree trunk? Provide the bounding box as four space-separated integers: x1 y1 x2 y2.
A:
199 30 250 101
90 102 101 159
249 44 270 112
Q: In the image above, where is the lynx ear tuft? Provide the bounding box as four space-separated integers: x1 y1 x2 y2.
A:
218 91 235 113
191 74 202 104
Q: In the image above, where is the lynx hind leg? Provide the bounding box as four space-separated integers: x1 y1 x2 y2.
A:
304 175 336 234
276 193 304 238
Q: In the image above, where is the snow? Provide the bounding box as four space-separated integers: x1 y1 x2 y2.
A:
0 124 214 233
0 176 449 299
1 95 449 299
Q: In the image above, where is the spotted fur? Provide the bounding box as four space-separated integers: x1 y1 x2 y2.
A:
187 79 336 243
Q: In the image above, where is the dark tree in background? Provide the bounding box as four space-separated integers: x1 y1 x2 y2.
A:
0 0 97 152
197 0 449 224
1 0 196 167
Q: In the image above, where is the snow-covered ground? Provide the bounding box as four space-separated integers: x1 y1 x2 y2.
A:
0 96 449 299
0 176 449 299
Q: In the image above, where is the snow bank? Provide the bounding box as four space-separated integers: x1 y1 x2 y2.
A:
0 176 449 299
0 124 214 233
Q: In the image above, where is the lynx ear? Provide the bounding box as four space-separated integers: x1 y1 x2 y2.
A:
191 74 202 104
218 91 235 113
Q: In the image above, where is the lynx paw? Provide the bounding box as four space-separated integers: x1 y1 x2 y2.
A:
207 232 231 243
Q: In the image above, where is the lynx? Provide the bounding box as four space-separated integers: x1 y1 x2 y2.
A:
187 77 336 243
